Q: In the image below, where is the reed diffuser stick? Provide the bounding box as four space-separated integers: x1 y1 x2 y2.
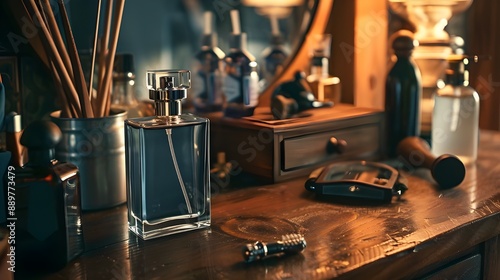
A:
28 0 82 117
35 0 80 117
39 0 75 82
88 0 102 104
56 0 94 118
98 0 125 117
26 2 75 117
13 0 125 118
96 0 114 116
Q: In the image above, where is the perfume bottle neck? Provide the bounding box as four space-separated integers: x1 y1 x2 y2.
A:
149 88 186 117
311 56 329 77
446 73 466 86
446 62 467 86
155 100 182 116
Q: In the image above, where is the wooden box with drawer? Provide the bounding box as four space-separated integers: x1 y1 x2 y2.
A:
210 104 385 182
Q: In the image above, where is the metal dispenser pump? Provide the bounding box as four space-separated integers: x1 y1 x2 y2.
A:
147 70 191 119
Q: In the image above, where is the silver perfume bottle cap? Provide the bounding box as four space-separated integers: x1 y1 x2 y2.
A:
147 70 191 116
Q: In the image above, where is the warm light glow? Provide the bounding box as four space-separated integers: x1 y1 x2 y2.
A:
242 0 305 18
254 7 293 18
388 0 473 41
242 0 304 7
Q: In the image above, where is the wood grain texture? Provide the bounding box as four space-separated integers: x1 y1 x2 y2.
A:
18 130 500 279
484 235 500 279
468 0 500 131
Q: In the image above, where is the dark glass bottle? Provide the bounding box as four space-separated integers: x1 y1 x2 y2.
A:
192 11 225 113
222 10 260 118
259 16 288 90
111 53 153 118
12 120 84 270
385 30 422 157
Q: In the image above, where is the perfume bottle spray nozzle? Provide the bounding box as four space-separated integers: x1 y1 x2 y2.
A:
147 70 191 117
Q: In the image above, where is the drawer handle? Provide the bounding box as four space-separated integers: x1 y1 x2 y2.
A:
326 137 347 154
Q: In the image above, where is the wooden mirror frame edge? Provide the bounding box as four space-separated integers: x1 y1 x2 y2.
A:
257 0 334 107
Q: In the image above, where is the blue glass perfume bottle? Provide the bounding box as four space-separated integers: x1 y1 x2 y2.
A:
125 70 210 240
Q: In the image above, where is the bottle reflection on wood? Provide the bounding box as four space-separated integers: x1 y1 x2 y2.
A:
385 30 422 157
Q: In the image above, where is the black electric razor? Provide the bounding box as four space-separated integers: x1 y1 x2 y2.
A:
305 161 407 203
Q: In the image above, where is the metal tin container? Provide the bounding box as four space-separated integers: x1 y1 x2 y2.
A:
50 109 127 210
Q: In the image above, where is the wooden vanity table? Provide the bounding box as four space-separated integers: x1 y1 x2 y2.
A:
17 130 500 279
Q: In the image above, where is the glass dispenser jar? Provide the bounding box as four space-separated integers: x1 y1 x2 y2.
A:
431 55 480 165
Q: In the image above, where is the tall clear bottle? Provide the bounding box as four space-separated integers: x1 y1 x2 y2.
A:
223 9 260 118
125 70 210 240
432 55 480 165
385 30 422 157
191 11 225 113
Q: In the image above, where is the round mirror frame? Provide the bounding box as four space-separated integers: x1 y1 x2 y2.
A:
258 0 334 107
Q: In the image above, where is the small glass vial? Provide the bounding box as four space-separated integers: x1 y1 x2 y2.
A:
432 55 480 165
5 112 26 167
306 34 341 104
191 11 225 113
14 120 84 270
125 70 210 240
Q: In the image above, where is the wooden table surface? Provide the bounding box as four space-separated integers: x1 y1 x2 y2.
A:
18 131 500 279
